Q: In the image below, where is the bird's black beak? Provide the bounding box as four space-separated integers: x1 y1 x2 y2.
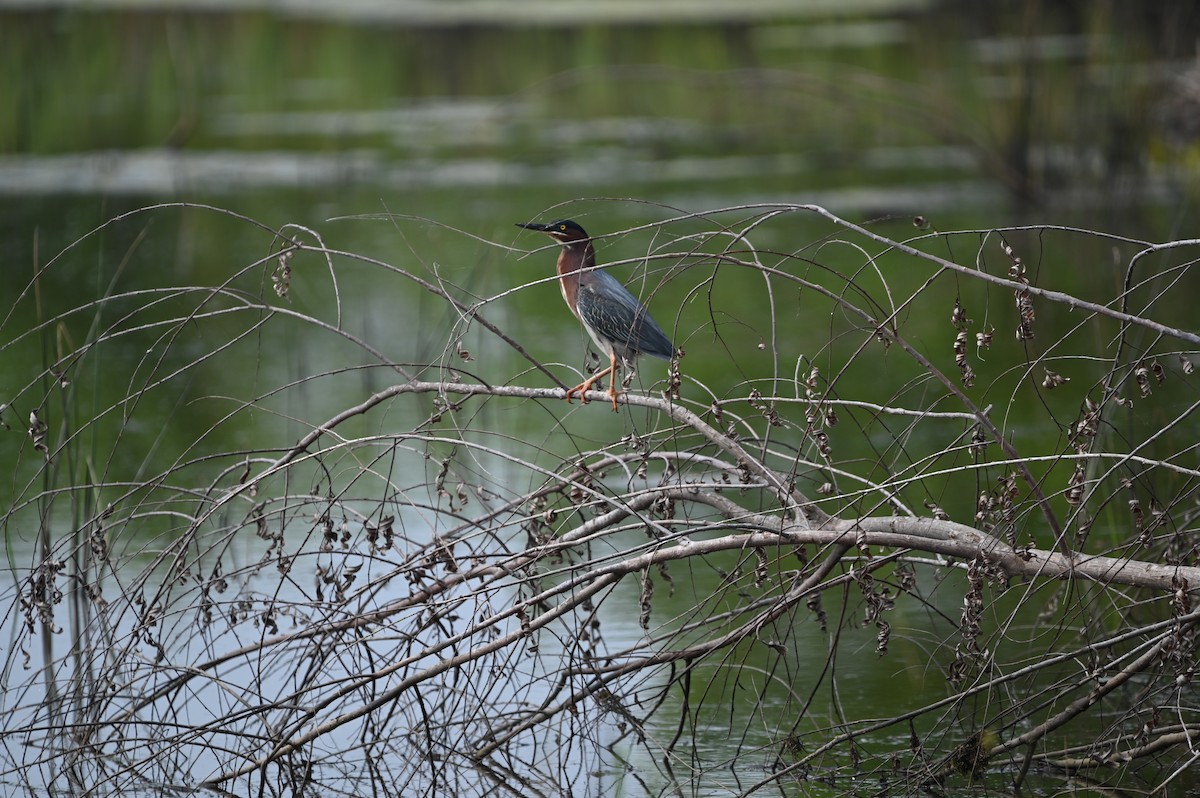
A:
515 222 549 232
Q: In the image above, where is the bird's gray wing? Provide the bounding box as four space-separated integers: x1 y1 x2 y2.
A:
575 271 675 360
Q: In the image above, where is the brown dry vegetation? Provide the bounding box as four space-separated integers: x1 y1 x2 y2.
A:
2 202 1199 796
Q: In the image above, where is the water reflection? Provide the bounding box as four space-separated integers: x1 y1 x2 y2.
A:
0 146 1003 211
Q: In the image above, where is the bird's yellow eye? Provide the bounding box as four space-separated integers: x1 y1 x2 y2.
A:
559 224 566 230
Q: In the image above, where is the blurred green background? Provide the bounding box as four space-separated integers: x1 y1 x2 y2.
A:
4 1 1199 222
3 1 1200 794
5 0 1199 451
4 0 1199 528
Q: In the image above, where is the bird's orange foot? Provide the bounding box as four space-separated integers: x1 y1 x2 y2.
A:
566 363 617 406
607 385 621 412
565 378 598 404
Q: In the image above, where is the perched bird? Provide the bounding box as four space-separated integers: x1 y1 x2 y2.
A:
516 219 677 411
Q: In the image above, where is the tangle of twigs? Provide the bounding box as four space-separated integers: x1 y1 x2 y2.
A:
2 202 1199 797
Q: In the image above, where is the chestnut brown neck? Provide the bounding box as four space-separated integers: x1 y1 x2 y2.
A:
555 239 595 276
555 240 594 318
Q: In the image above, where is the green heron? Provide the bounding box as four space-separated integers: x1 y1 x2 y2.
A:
516 219 677 411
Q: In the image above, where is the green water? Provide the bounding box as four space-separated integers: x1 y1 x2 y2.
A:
2 3 1200 796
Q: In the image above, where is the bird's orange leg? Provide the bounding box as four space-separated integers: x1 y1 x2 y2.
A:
605 351 622 411
566 358 615 405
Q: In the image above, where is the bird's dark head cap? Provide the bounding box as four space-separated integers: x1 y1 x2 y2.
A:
515 219 590 242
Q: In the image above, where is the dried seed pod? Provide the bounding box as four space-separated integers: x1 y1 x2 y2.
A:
975 491 994 526
639 568 654 632
1072 397 1101 450
969 424 988 460
951 298 969 329
954 330 974 387
28 408 49 457
876 619 891 656
1015 289 1035 340
1042 369 1069 389
1130 496 1148 544
1135 365 1152 398
667 354 682 400
273 248 293 299
1004 245 1036 340
805 366 820 400
1065 463 1087 506
754 548 769 588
